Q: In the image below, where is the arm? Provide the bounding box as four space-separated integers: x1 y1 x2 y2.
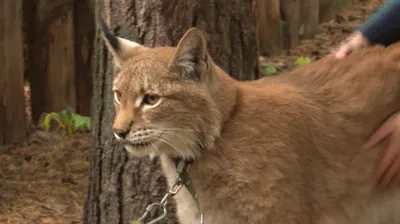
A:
334 0 400 58
357 0 400 189
359 0 400 46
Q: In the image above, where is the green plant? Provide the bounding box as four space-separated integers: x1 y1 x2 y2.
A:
264 65 278 75
294 56 311 67
39 108 91 136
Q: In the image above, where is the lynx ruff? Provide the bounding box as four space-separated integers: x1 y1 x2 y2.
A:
102 23 400 223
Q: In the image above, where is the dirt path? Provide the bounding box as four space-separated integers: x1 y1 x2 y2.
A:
0 1 385 223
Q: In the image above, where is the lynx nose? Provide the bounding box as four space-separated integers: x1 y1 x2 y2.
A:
113 128 129 140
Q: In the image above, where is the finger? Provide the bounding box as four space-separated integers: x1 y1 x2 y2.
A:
372 132 400 183
376 153 400 189
389 166 400 188
361 116 397 150
334 46 351 59
373 149 396 184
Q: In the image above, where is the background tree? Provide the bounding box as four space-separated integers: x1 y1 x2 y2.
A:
23 0 94 124
255 0 281 56
83 0 259 223
0 0 27 145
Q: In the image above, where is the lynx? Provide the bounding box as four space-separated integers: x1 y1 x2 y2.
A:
101 21 400 223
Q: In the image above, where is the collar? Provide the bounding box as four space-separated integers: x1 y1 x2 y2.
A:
132 157 204 224
172 156 195 165
172 157 204 224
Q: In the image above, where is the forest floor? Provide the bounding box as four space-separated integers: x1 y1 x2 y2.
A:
259 0 384 75
0 0 385 223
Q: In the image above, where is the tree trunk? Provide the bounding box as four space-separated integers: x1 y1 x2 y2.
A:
74 0 95 116
0 0 27 145
319 0 336 23
83 0 259 223
26 0 77 123
301 0 319 38
281 0 301 50
255 0 281 56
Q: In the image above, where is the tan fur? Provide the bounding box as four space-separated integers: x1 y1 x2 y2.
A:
104 27 400 223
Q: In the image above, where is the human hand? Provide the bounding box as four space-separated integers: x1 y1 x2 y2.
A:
361 111 400 189
334 31 370 59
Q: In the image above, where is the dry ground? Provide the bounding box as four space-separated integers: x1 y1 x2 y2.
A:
0 1 385 223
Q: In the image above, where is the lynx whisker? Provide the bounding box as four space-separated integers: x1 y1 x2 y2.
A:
150 142 161 154
159 134 200 158
153 130 197 146
157 128 195 132
154 135 186 157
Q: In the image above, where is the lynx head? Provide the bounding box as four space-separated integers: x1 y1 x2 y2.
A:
101 21 223 160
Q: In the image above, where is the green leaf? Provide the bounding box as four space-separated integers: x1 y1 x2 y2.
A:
60 108 73 122
40 112 65 131
264 65 278 75
40 113 51 131
295 57 311 67
73 114 91 130
39 108 91 136
60 108 76 132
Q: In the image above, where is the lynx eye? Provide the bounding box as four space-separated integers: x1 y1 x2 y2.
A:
114 91 121 104
143 94 160 106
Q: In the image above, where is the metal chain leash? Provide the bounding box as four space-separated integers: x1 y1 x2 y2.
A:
131 160 204 224
131 181 183 224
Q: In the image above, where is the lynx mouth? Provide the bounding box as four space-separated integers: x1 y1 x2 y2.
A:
122 141 156 157
114 134 155 149
125 141 152 148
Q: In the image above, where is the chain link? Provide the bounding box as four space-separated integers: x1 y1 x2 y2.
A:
134 181 183 224
131 160 203 224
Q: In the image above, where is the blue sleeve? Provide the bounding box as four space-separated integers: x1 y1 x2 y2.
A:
359 0 400 46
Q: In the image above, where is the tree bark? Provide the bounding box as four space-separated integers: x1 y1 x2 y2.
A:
255 0 281 56
83 0 259 223
0 0 27 145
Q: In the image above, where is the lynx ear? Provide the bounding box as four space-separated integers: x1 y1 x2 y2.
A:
169 28 209 82
99 17 145 67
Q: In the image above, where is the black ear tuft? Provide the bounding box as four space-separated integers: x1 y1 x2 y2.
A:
98 16 120 53
97 14 145 66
